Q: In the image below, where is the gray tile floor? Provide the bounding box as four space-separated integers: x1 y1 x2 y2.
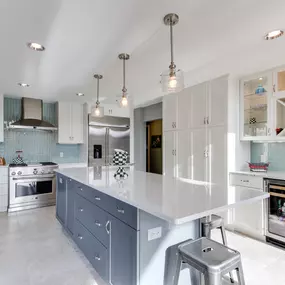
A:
0 206 284 285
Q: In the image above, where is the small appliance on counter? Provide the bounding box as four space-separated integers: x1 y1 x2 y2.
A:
113 149 128 180
12 150 25 165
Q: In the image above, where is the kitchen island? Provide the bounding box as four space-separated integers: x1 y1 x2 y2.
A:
56 166 269 285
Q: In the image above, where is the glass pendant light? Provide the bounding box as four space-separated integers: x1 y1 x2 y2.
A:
161 13 184 93
91 74 104 117
118 53 130 107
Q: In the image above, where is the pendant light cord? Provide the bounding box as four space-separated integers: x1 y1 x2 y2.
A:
122 58 127 94
96 78 100 105
170 22 174 65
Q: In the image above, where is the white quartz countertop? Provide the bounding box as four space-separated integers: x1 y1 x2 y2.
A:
56 167 269 225
231 171 285 180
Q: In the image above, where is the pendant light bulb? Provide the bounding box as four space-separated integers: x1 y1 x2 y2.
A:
121 95 128 107
168 76 177 89
94 105 101 117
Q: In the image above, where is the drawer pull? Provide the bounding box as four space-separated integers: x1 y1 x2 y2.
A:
78 187 83 191
78 235 83 240
117 208 125 214
95 221 102 227
105 220 110 235
241 180 249 183
95 255 101 261
95 196 101 201
79 208 84 212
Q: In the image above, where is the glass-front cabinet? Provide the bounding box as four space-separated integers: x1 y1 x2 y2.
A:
241 73 272 140
240 66 285 141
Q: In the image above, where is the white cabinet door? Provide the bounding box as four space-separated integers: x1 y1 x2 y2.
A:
192 128 207 182
176 130 191 179
208 126 226 193
163 131 176 177
0 95 3 142
163 94 177 131
233 186 265 237
58 102 72 144
209 77 228 126
191 82 207 128
177 88 191 130
103 104 130 117
71 103 83 144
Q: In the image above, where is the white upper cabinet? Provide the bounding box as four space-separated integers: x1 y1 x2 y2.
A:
208 77 228 126
191 82 208 128
177 88 191 130
273 66 285 96
0 95 3 142
163 94 177 131
57 102 84 144
103 104 130 118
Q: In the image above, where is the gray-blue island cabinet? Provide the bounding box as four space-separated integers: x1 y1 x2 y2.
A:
56 173 137 285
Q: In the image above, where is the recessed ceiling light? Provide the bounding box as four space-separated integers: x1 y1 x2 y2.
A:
265 30 284 40
27 42 45 51
18 83 30 87
76 93 84 96
259 77 263 81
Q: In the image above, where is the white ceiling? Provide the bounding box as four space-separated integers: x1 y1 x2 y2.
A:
1 0 285 106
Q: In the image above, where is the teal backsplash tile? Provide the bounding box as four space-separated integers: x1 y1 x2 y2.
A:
251 142 285 171
2 98 83 164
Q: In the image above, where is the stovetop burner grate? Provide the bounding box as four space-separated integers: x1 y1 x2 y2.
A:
9 163 28 167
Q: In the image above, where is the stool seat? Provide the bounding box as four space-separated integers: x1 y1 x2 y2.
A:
179 237 241 275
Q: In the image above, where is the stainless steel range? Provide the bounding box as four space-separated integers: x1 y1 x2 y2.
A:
8 162 58 212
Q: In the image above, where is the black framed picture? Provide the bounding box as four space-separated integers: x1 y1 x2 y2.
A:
151 135 162 148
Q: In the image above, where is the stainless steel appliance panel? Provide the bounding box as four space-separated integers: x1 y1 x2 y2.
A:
88 126 108 166
108 127 130 165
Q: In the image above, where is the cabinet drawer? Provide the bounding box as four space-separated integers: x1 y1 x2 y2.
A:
74 219 109 282
108 199 138 230
230 173 263 189
75 194 109 247
75 182 112 210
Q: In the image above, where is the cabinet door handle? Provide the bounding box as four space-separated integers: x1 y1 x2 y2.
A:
203 117 206 124
78 235 83 240
105 220 110 235
273 84 276 93
78 187 83 191
117 208 125 214
95 255 101 261
174 149 176 156
172 150 174 155
172 122 174 128
59 178 63 184
268 128 271 135
95 196 101 201
95 221 102 227
207 117 209 125
241 180 249 183
79 208 84 212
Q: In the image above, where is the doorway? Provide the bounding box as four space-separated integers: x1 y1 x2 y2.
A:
146 119 163 174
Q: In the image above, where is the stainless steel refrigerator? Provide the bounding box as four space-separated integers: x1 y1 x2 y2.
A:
88 115 130 166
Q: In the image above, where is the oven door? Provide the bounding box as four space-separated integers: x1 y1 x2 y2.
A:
9 176 56 205
267 183 285 240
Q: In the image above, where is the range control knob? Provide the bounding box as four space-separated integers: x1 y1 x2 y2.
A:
11 172 16 176
33 169 38 175
41 170 45 174
17 171 22 175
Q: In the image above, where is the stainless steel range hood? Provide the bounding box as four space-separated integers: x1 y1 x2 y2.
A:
10 98 57 131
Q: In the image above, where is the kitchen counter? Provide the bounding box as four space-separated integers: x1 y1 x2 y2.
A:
231 170 285 180
56 166 269 225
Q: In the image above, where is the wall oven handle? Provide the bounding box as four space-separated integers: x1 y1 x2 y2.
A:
12 177 55 182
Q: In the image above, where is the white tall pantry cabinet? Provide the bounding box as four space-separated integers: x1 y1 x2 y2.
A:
0 94 3 142
163 75 236 203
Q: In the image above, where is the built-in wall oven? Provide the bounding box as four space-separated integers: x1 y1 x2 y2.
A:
265 179 285 246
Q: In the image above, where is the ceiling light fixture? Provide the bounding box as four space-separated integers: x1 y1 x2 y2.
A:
161 13 184 93
265 30 284 40
27 42 45 51
18 83 30 87
76 92 84 96
118 53 130 108
91 74 104 117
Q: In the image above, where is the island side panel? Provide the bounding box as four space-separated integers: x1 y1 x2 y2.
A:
138 210 201 285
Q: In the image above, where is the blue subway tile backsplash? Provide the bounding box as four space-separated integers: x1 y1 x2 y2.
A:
251 142 285 171
0 98 83 164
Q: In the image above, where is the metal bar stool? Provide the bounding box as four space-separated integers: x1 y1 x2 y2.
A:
201 214 234 283
164 237 245 285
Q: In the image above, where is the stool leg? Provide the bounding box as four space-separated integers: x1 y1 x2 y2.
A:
163 245 182 285
204 273 222 285
220 224 234 284
236 262 246 285
202 222 211 239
